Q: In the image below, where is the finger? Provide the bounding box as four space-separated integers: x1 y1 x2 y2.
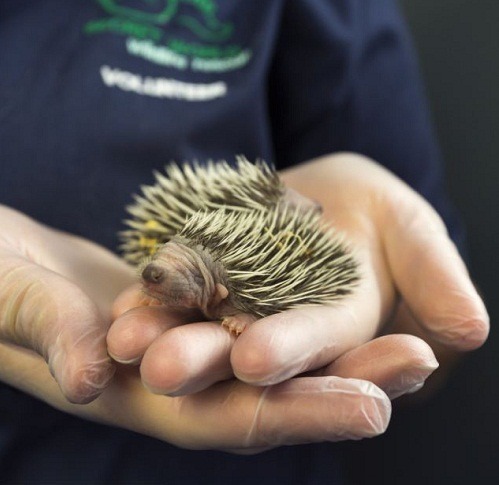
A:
389 302 464 396
140 322 235 396
112 283 163 319
0 344 391 451
107 305 196 364
383 197 489 350
231 271 383 386
179 376 391 449
324 334 438 399
281 156 489 350
0 254 114 404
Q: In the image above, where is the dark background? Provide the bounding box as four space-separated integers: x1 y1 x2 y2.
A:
342 1 499 483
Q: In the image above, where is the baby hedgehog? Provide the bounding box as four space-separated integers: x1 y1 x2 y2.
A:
121 157 286 265
121 157 359 334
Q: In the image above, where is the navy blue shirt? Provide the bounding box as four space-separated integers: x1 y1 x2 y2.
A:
0 0 462 483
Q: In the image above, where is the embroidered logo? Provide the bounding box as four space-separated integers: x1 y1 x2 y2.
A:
91 0 234 42
84 1 252 100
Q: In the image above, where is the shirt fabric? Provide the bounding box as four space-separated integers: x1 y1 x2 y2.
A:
0 0 462 483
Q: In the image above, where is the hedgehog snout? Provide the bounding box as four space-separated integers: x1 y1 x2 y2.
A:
142 263 165 284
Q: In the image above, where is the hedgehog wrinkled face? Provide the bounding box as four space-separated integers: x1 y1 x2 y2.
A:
141 260 201 308
138 239 231 316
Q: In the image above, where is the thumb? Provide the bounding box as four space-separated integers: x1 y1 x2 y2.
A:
0 253 115 404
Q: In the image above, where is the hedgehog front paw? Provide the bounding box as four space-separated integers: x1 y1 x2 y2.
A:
221 313 258 336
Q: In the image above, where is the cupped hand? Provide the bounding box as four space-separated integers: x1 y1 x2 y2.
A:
0 205 135 403
0 204 396 452
233 153 489 385
1 329 438 452
106 153 486 400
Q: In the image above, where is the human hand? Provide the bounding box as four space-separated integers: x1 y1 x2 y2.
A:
108 153 487 397
232 153 488 387
0 204 391 451
0 205 135 403
92 151 493 451
1 335 396 452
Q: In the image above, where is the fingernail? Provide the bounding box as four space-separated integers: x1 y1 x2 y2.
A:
386 379 425 400
366 388 392 437
142 381 166 395
459 322 489 350
108 351 141 365
62 362 116 404
386 361 438 400
405 381 425 394
142 379 181 396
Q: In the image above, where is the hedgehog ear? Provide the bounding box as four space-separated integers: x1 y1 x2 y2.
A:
212 283 229 305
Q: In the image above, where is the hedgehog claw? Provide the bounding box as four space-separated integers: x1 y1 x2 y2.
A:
221 314 258 336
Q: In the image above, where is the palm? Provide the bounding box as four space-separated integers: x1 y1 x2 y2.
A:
109 154 487 397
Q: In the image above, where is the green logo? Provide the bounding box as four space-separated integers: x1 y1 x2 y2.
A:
86 0 233 42
84 0 252 74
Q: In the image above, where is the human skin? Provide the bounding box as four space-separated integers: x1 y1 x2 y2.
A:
0 153 489 452
109 153 488 394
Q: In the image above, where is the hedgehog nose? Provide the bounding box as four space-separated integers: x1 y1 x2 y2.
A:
142 264 165 284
